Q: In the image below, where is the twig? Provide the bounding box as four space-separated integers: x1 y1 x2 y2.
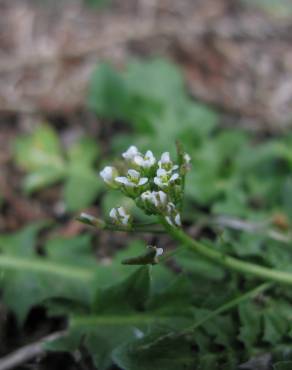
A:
0 330 66 370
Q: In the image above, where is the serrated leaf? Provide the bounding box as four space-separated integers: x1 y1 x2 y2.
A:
93 266 151 313
14 124 101 210
273 362 292 370
0 225 96 322
238 301 261 349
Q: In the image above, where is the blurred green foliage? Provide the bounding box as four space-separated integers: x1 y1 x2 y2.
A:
14 124 102 211
241 0 292 17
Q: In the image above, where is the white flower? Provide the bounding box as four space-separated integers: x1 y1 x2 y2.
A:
109 206 131 226
133 150 156 168
141 190 167 208
115 169 148 188
158 152 178 172
122 145 140 161
100 166 118 187
154 168 179 188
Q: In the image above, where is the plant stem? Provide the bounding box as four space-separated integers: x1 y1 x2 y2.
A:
105 224 165 234
181 281 272 336
159 217 292 286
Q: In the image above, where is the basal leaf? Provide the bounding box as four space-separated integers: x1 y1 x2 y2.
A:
93 266 151 313
0 225 96 322
273 362 292 370
14 124 64 171
13 125 101 210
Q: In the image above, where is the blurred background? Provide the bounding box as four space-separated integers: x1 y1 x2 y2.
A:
2 0 292 233
1 0 292 128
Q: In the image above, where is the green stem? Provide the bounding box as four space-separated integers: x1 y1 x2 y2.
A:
105 224 165 234
181 281 272 336
0 255 93 282
159 217 292 286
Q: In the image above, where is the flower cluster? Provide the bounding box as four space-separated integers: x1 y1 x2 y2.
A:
100 145 190 228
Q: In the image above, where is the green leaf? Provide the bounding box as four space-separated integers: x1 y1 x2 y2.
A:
14 124 64 172
64 170 101 211
0 225 96 322
174 250 226 281
263 308 287 345
113 334 196 370
88 63 130 120
93 266 151 313
13 125 101 210
238 301 261 349
67 137 99 167
273 362 292 370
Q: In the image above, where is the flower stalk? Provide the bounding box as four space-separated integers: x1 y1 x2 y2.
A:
159 216 292 286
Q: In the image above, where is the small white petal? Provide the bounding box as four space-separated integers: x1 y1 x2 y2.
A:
122 146 139 160
133 156 144 166
170 173 179 182
109 208 118 220
167 202 175 211
117 206 127 217
128 169 140 179
156 247 164 256
100 166 116 182
184 153 191 163
141 191 151 200
161 152 170 163
115 176 129 185
156 168 167 177
158 191 167 204
121 215 130 225
175 213 181 226
138 178 148 186
165 216 174 226
154 177 165 188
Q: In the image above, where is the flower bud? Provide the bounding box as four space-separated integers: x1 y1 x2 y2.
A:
109 206 132 227
158 152 178 173
140 190 168 214
165 202 182 227
77 213 106 228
